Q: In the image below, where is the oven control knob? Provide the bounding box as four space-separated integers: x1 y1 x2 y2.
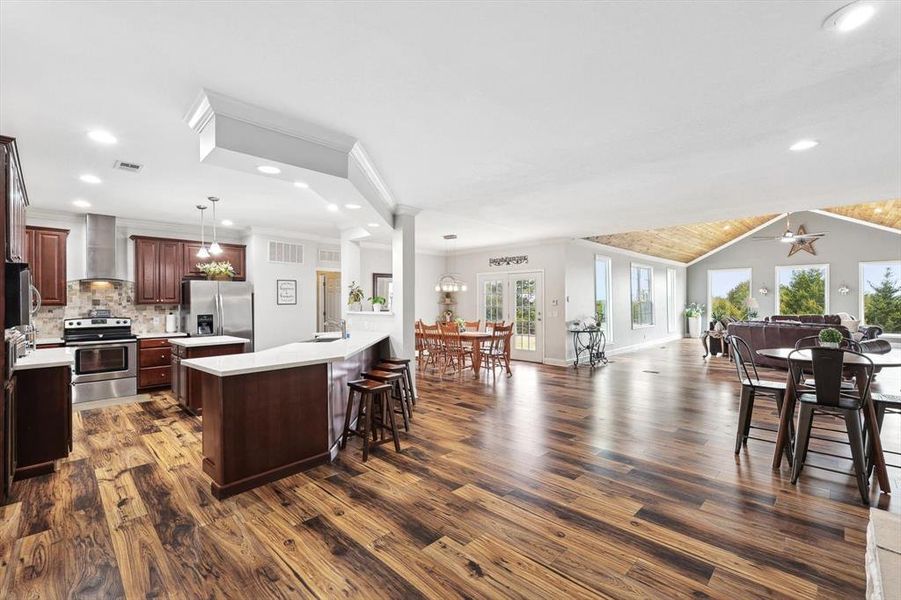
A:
76 321 82 326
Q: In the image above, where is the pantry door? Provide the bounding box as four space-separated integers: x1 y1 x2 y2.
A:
477 271 544 363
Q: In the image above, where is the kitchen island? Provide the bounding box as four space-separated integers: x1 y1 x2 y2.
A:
181 332 389 499
170 335 248 415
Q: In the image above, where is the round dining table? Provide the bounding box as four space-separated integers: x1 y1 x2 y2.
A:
756 347 901 494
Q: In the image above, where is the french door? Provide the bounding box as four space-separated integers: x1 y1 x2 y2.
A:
477 271 544 362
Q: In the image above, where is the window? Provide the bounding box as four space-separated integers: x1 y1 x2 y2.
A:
595 255 613 340
666 268 677 332
776 264 829 315
630 264 654 328
482 278 504 322
859 261 901 333
707 268 752 320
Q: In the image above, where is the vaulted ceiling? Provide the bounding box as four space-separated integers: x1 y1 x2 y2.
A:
586 198 899 264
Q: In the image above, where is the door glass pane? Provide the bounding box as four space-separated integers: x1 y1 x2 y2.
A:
483 279 504 323
595 256 611 339
514 277 537 351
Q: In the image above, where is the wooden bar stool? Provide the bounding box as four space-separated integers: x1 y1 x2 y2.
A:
381 357 417 407
340 379 400 461
363 369 410 432
375 361 414 418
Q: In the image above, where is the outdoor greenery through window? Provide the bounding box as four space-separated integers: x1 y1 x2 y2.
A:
483 279 504 323
776 265 828 315
595 255 611 338
860 261 901 333
630 264 654 327
708 268 751 320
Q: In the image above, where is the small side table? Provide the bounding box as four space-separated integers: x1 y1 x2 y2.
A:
701 329 730 359
570 328 608 368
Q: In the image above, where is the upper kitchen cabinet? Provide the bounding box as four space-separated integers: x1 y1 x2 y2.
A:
183 241 246 281
25 226 68 306
1 135 28 263
133 237 182 304
133 236 246 304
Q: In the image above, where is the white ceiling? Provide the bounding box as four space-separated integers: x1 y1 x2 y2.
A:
1 1 899 251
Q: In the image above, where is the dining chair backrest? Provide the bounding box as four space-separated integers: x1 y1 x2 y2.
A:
794 335 859 351
726 334 760 386
489 323 513 354
787 347 874 409
463 320 481 332
486 321 504 332
439 322 464 352
420 322 440 353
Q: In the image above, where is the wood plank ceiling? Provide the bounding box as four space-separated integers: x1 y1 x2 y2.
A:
585 198 899 263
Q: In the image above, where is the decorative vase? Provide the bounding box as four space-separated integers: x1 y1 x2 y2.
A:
714 321 724 333
350 302 361 312
821 341 839 349
209 274 232 281
688 316 702 338
373 304 382 312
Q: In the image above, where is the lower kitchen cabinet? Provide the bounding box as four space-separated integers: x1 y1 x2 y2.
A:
14 366 72 480
138 338 173 390
171 342 245 416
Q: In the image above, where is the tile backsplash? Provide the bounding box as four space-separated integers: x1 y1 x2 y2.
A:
32 281 179 338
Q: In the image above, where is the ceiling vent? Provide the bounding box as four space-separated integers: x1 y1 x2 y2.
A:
318 248 340 264
113 160 144 173
268 240 304 264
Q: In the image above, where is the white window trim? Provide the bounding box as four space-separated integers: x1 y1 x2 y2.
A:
774 263 830 315
630 262 655 329
859 260 901 337
595 254 614 342
667 268 677 333
706 267 752 321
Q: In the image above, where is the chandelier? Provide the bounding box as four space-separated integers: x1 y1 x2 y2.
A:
434 234 468 292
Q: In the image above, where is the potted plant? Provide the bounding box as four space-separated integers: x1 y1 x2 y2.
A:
197 261 235 281
369 295 387 312
818 327 843 349
347 281 364 311
454 317 466 331
685 303 705 338
710 307 726 332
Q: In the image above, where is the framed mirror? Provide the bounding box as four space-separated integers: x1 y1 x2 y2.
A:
372 272 393 310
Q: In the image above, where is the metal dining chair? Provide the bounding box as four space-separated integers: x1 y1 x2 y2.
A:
793 335 858 390
788 347 875 505
726 335 788 454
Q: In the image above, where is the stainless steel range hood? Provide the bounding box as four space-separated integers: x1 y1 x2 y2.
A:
83 214 121 281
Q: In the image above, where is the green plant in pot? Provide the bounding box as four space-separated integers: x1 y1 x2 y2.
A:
684 303 705 338
369 295 387 312
818 327 843 349
347 281 364 311
454 317 466 331
197 261 235 281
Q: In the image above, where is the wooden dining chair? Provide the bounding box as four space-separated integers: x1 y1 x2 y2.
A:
419 322 443 372
463 320 481 332
439 322 472 377
485 323 513 378
727 334 788 454
788 347 875 505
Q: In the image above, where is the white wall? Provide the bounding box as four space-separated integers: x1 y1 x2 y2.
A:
415 252 446 322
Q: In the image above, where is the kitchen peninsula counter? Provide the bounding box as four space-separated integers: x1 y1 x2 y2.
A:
181 332 389 499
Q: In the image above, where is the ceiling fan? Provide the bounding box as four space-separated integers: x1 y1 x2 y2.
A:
752 214 827 243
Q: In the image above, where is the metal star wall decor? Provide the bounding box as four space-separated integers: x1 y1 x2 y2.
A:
787 225 817 256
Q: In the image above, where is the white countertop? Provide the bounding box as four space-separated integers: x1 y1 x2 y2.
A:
13 347 75 371
169 335 250 348
181 332 389 377
136 332 188 339
35 337 64 346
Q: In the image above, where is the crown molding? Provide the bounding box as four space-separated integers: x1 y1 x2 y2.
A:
394 203 422 217
349 142 396 209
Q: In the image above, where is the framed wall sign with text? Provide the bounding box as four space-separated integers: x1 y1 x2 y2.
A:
277 279 297 305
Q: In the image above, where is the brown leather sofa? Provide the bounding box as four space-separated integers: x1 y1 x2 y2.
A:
727 320 851 369
769 314 842 325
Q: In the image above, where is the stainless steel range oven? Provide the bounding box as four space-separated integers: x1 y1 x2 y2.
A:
64 317 137 403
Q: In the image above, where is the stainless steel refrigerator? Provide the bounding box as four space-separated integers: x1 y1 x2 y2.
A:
181 280 254 349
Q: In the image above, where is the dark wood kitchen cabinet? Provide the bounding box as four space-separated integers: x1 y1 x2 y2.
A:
182 241 246 281
133 236 246 305
133 237 181 304
14 366 72 480
2 135 28 264
138 337 173 390
171 341 245 416
25 226 69 306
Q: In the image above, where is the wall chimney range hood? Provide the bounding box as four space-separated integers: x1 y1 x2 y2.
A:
83 214 121 281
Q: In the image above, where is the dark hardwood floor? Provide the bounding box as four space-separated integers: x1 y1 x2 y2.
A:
1 339 898 598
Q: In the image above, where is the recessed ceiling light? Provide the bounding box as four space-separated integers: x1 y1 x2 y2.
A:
823 2 876 32
221 219 234 226
367 223 380 228
723 224 732 230
326 203 339 212
79 174 101 184
293 181 309 189
257 165 281 174
874 207 883 214
345 203 362 210
790 139 819 152
72 199 91 208
87 130 117 144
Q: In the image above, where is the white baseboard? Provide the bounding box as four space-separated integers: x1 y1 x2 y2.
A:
605 334 683 357
543 357 571 368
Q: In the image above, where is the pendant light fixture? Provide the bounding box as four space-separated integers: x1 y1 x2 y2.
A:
207 196 223 256
434 234 468 292
196 204 210 259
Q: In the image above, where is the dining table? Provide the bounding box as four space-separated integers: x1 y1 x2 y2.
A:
416 329 512 378
757 347 901 494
